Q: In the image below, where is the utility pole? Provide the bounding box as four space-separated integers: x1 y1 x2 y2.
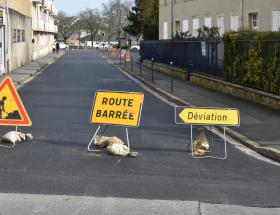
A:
5 0 10 74
118 0 122 48
171 0 174 38
241 0 244 29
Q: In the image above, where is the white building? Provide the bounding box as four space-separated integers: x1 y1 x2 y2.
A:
159 0 280 39
0 0 58 74
32 0 58 59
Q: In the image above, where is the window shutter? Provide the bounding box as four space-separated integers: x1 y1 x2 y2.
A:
272 11 279 31
182 19 189 32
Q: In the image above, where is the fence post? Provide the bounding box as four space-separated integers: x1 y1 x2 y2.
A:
131 52 133 72
151 57 154 82
119 48 122 65
170 61 174 93
139 56 142 76
125 50 127 67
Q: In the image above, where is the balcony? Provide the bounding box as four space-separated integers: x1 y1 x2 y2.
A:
40 0 47 9
33 20 58 34
32 0 42 4
52 8 58 17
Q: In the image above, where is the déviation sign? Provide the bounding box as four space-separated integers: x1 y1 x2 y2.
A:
175 107 240 126
90 91 144 127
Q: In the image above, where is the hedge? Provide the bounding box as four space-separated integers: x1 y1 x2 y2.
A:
223 31 280 95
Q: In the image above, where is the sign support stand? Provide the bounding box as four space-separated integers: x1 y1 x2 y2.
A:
125 127 130 150
88 125 131 152
190 125 227 160
0 126 21 149
88 125 102 152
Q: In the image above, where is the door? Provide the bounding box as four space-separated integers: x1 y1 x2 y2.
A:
0 26 5 75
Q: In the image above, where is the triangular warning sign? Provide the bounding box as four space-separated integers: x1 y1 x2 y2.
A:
0 77 31 126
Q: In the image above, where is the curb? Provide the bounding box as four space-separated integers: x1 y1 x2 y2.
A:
115 63 280 162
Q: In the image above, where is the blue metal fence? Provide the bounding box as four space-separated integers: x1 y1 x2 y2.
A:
140 39 223 78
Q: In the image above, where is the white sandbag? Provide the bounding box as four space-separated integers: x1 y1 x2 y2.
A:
106 143 130 157
1 131 33 145
193 128 209 157
94 136 124 147
94 136 138 157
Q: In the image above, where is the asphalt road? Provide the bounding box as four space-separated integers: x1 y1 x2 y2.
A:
0 50 279 208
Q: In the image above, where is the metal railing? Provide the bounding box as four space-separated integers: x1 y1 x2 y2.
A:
140 39 224 78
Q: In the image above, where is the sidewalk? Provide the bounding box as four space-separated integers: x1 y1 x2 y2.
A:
0 51 65 87
104 51 280 162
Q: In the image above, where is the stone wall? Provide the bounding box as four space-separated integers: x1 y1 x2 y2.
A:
190 73 280 110
143 60 189 81
143 59 280 110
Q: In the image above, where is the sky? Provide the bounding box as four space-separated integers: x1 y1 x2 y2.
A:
54 0 107 16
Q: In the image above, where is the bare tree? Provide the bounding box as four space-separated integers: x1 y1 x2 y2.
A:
56 11 79 42
79 9 102 47
102 0 132 45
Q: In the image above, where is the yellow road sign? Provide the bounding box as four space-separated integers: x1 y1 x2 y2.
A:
90 91 144 127
177 107 240 126
0 77 31 126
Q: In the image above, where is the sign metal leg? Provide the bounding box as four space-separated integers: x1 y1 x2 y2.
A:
0 142 16 149
125 127 130 150
88 126 102 152
0 126 19 149
122 127 130 150
190 125 227 160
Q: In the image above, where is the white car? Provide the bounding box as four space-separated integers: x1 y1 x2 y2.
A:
87 41 99 48
130 45 140 51
58 42 69 49
97 43 109 50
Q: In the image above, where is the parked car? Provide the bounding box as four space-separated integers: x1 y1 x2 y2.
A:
96 42 110 50
86 41 100 48
58 42 69 49
130 45 140 51
67 42 79 49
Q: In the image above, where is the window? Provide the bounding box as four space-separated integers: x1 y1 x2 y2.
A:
22 30 25 42
249 13 258 30
217 16 225 35
192 18 199 37
17 30 21 42
182 19 189 32
163 22 168 39
272 11 280 31
175 20 181 32
12 29 17 43
204 17 211 28
231 15 239 31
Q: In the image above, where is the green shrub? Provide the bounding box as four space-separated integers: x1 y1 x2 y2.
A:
223 30 280 95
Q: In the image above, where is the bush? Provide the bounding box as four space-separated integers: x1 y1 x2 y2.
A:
223 30 280 95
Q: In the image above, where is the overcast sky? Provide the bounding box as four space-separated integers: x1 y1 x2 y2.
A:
54 0 107 15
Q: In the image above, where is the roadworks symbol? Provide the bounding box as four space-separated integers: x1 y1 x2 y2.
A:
0 77 31 126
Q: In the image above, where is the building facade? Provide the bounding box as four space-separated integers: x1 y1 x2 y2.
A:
32 0 58 60
159 0 280 39
0 0 33 74
0 0 57 75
